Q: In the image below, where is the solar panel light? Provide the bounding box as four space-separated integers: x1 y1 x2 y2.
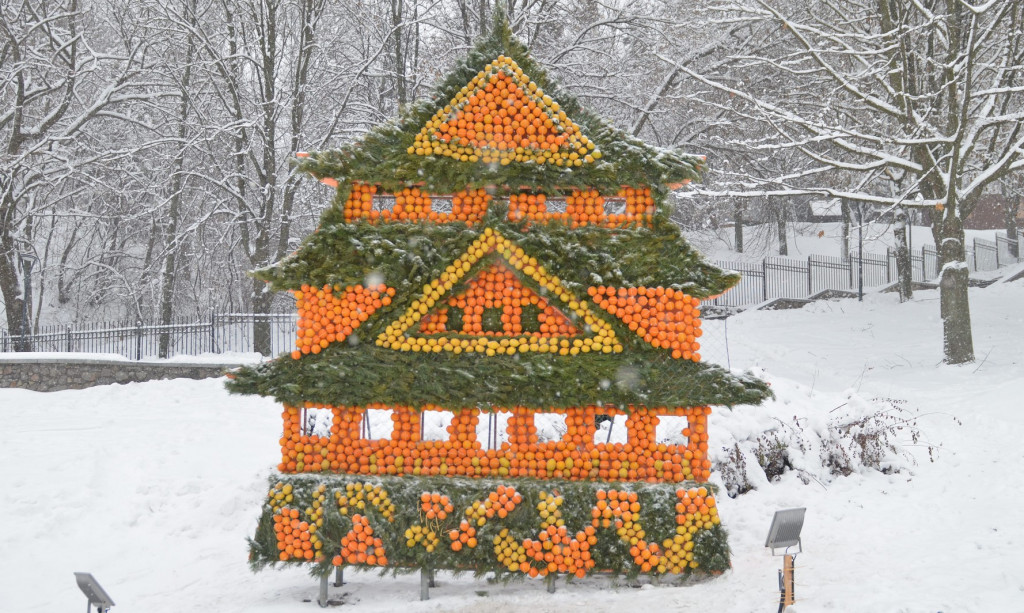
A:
765 507 806 556
74 572 115 613
765 508 805 613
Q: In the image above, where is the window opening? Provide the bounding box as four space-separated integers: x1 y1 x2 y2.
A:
302 407 334 439
371 194 396 212
594 413 628 445
546 198 568 214
535 413 567 443
655 415 689 446
475 410 512 450
362 408 394 440
430 196 454 214
603 197 627 216
420 409 455 441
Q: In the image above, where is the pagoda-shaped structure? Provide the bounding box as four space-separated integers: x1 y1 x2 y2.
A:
229 13 770 588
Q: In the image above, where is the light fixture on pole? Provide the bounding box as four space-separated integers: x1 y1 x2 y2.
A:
74 572 115 613
765 507 806 613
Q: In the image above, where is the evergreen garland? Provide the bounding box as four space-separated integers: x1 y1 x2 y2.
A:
258 202 739 298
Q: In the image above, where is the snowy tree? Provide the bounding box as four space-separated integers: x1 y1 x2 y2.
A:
664 0 1024 364
0 0 150 347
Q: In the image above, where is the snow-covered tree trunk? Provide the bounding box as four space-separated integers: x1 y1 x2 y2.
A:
892 207 912 302
775 202 788 256
734 202 744 253
936 210 973 364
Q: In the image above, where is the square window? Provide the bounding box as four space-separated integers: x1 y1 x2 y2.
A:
535 412 567 443
430 196 454 214
603 197 627 216
362 408 394 440
475 410 512 450
421 410 455 441
594 413 628 445
546 198 568 214
655 415 689 446
372 194 396 212
302 407 334 439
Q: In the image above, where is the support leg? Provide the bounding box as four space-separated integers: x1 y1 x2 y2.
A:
546 574 556 593
428 568 436 588
420 567 430 601
333 566 344 587
318 573 329 608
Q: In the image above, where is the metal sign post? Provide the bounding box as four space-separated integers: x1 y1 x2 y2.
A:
765 508 806 613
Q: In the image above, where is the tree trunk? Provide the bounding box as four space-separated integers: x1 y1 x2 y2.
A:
892 206 913 301
1006 196 1020 259
158 0 198 359
776 203 788 256
936 213 974 364
840 199 851 260
733 202 744 253
252 277 274 355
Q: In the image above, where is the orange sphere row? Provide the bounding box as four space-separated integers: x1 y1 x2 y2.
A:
589 286 703 361
277 404 712 483
343 183 654 228
507 188 655 228
344 182 489 225
291 283 394 359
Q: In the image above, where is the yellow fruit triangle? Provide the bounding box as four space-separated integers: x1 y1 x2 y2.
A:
410 55 601 166
375 228 621 356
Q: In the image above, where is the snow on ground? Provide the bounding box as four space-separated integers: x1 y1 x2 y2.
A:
2 280 1023 612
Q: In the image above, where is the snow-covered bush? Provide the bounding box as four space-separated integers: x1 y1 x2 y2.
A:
711 378 933 498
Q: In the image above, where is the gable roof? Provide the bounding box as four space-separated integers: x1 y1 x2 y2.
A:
295 13 704 197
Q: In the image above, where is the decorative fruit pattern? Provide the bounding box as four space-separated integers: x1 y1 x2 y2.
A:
263 480 722 577
412 55 598 166
590 286 703 361
292 283 394 358
335 514 388 566
377 228 621 355
277 403 711 484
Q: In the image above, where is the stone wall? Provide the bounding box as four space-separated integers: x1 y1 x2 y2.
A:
0 356 249 392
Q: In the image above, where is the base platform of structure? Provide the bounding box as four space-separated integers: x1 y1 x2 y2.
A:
250 473 730 594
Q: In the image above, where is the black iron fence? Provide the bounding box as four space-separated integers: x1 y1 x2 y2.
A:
1 312 296 359
711 230 1024 308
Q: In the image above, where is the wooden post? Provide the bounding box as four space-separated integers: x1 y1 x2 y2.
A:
777 554 795 612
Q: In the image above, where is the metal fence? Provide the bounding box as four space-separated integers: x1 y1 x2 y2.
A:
0 312 297 359
709 230 1024 308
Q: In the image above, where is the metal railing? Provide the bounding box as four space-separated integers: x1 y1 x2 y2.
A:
711 230 1024 308
1 311 297 359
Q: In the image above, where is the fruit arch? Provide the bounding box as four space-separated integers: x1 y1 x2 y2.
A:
228 13 770 592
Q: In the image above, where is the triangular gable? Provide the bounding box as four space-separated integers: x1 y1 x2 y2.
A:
375 229 620 356
411 56 600 167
